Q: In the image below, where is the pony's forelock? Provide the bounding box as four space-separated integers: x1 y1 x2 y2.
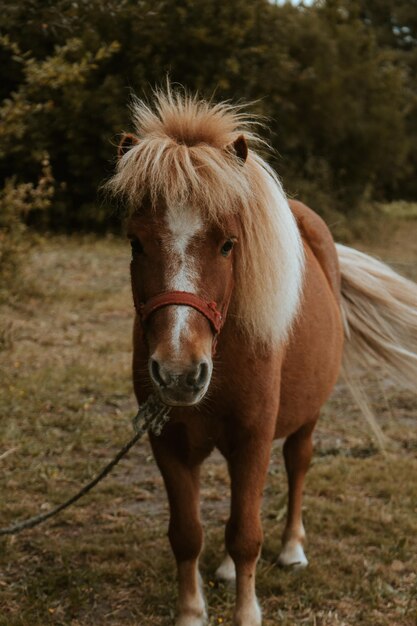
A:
107 86 305 347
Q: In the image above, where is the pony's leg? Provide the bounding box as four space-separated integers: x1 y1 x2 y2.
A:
278 419 316 568
151 437 206 626
226 438 273 626
216 461 236 583
215 552 236 583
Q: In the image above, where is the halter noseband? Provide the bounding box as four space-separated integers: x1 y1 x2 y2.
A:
137 288 233 353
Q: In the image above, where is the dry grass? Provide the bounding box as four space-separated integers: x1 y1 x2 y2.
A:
0 218 416 626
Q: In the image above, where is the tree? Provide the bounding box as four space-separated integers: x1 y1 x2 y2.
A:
0 0 415 229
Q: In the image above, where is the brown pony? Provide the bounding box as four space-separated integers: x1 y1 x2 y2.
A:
107 87 417 626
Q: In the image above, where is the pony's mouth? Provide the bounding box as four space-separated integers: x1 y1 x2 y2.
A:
156 385 208 407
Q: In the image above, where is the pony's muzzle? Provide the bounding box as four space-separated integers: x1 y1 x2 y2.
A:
149 357 212 406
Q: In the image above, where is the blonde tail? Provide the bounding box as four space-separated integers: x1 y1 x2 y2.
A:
336 243 417 445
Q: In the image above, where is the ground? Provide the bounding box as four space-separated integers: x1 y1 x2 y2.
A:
0 216 416 626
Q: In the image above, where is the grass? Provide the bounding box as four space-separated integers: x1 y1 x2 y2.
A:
0 217 416 626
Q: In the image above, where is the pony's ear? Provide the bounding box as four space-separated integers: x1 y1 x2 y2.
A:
227 134 248 163
118 133 139 159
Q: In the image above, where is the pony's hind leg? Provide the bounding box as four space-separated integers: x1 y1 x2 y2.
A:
278 419 316 568
216 552 236 583
150 434 207 626
216 461 236 584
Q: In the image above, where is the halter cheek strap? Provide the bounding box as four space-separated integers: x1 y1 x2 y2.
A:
136 288 233 354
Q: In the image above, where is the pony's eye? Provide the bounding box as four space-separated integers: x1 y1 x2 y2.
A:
130 238 143 255
221 239 234 257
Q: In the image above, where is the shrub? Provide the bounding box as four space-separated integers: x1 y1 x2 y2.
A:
0 155 54 300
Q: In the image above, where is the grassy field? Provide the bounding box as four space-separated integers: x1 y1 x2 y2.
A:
0 218 416 626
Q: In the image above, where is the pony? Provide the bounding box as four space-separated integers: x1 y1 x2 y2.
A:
106 86 417 626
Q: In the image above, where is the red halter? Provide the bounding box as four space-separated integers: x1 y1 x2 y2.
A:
137 287 233 353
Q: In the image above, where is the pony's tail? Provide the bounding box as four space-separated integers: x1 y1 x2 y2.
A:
336 243 417 446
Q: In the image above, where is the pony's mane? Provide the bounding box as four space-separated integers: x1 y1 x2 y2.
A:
107 86 305 347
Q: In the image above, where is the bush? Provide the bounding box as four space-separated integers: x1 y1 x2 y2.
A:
0 155 54 300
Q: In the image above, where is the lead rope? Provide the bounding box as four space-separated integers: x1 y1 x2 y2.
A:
0 395 171 536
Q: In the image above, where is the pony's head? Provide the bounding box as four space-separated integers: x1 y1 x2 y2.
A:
107 86 304 406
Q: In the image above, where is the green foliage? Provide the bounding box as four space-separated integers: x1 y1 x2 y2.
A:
0 32 120 229
268 2 409 209
0 0 416 230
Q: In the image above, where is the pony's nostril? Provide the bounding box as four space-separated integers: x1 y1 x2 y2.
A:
187 361 209 390
150 358 170 387
196 361 209 387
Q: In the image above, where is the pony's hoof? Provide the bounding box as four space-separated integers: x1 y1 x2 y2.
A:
233 598 262 626
215 554 236 583
175 611 207 626
278 541 308 568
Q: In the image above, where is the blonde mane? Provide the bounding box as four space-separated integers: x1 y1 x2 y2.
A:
107 86 305 347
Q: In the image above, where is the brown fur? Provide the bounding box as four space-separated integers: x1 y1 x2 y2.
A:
128 200 343 625
110 87 416 625
119 89 344 626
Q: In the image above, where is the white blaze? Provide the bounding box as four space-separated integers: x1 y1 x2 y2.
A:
164 207 203 356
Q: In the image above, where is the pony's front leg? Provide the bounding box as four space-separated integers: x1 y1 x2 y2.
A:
150 435 206 626
226 435 273 626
